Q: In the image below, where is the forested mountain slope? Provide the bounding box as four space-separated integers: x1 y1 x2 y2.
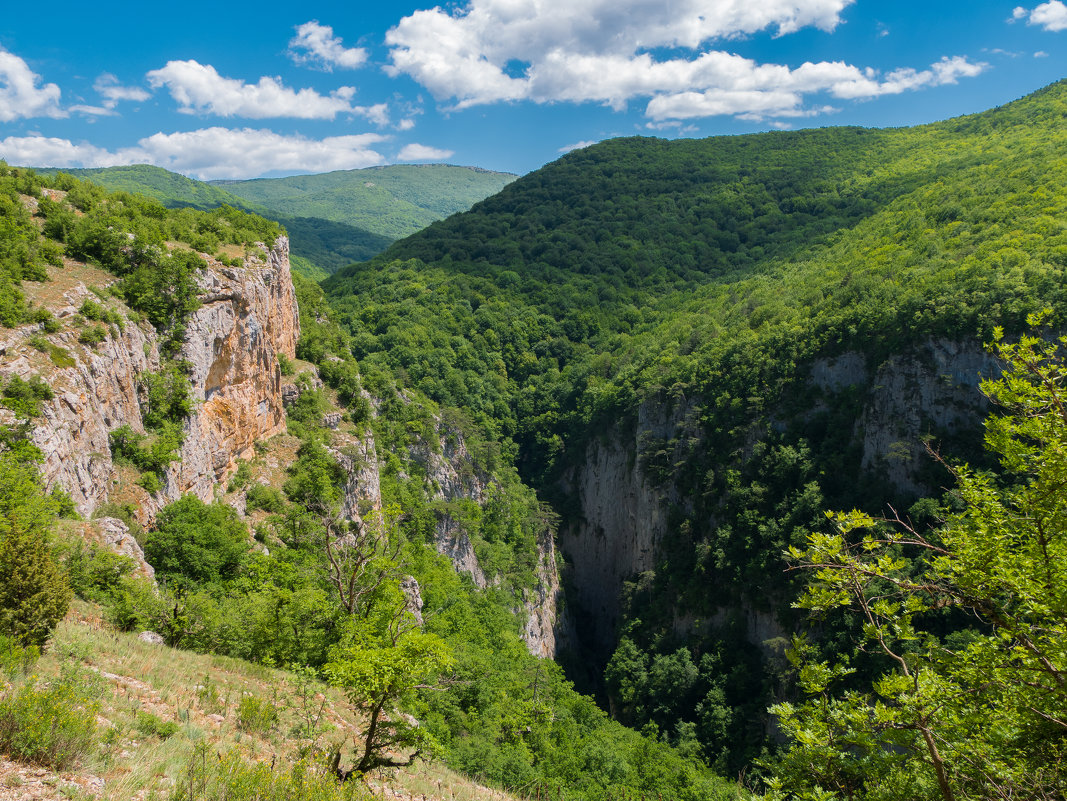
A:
324 80 1067 771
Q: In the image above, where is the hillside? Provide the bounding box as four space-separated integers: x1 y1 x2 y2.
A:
323 80 1067 771
215 164 518 241
0 607 514 801
38 164 516 279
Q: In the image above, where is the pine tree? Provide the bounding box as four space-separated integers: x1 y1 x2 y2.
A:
0 444 70 646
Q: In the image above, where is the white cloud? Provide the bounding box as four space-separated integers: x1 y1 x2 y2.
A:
1031 0 1067 29
0 48 64 122
0 128 388 180
559 140 598 153
386 0 855 109
146 60 384 121
0 136 118 167
1015 1 1067 30
94 73 150 108
1036 49 1050 56
397 143 454 161
643 55 985 120
289 21 369 70
384 0 984 120
397 118 416 131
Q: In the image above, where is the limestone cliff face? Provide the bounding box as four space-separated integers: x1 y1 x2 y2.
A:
14 304 160 519
168 239 300 508
315 400 565 658
560 396 695 657
409 425 490 588
562 338 999 659
0 238 298 523
407 418 566 658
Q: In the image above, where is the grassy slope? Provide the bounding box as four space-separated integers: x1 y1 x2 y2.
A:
4 605 514 801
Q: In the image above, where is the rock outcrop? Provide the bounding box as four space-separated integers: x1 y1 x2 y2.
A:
170 240 300 507
559 395 697 657
561 338 1000 660
1 238 299 524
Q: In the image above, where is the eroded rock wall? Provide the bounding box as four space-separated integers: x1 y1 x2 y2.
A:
170 239 300 507
562 338 1000 660
3 238 298 523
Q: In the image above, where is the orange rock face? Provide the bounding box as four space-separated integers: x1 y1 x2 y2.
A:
172 237 300 504
2 237 300 524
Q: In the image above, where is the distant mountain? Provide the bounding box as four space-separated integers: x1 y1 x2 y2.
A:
43 164 251 211
35 163 516 278
213 164 518 241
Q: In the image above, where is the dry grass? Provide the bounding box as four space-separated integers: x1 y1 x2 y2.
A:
5 605 518 801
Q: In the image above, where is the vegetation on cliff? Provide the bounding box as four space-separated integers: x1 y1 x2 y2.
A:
768 320 1067 799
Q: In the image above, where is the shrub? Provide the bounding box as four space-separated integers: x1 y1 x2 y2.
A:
144 495 250 586
62 541 135 603
135 710 179 740
228 460 252 492
245 484 285 514
78 299 104 321
0 452 70 647
0 661 99 769
109 422 184 477
104 577 169 633
0 635 38 681
277 352 295 376
78 324 108 347
0 375 53 418
138 471 162 493
236 695 278 734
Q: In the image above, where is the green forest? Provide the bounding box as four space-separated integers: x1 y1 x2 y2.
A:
322 80 1067 780
1 79 1067 801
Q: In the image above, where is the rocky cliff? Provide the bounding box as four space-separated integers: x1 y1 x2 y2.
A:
561 337 1000 660
319 401 564 658
169 240 299 508
0 238 298 523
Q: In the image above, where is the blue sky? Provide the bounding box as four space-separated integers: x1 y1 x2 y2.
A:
0 1 1063 178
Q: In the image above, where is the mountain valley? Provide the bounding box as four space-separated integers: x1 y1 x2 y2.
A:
2 80 1067 800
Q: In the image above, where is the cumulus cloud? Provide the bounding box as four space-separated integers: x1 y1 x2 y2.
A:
0 48 64 122
1022 1 1067 30
289 21 369 70
384 0 985 120
0 136 118 167
397 143 454 161
146 60 385 121
644 55 985 120
0 128 388 180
